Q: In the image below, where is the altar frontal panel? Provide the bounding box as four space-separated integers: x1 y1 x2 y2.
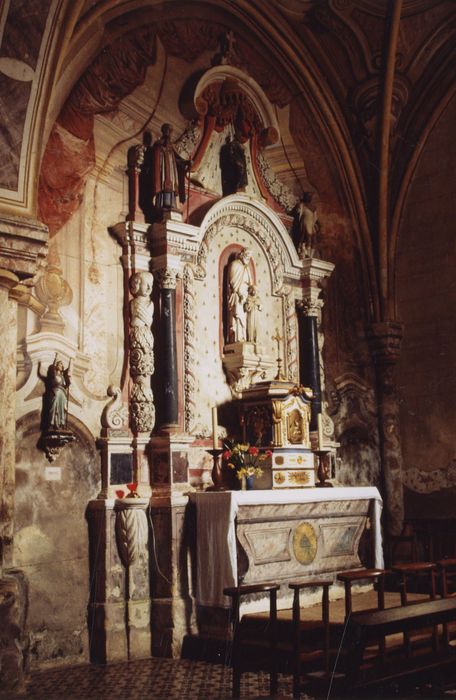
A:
236 499 369 585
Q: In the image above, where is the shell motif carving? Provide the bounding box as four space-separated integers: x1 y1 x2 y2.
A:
115 507 148 568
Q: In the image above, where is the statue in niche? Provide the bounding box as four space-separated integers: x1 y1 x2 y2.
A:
227 248 253 343
220 129 248 196
152 123 189 212
294 192 319 259
244 284 262 344
39 357 71 431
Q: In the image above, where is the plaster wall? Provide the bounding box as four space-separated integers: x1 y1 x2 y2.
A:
396 93 456 516
14 413 99 667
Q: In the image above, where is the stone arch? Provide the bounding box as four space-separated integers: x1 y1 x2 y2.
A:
194 194 302 295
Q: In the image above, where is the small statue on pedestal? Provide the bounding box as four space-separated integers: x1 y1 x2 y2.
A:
244 284 262 344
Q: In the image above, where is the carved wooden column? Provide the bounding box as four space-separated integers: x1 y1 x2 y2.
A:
369 320 404 536
109 221 155 498
157 267 179 429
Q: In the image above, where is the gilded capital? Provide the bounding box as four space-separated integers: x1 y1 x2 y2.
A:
157 267 178 289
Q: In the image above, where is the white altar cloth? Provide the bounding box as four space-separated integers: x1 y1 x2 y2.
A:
190 487 384 607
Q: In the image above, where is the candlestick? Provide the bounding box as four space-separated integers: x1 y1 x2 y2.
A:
315 449 333 488
211 406 218 449
206 448 225 491
317 413 324 450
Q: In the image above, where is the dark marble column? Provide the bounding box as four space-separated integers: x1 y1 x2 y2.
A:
297 300 322 431
369 320 404 537
158 268 179 428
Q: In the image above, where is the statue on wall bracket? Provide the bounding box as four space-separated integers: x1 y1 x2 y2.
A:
127 124 191 224
38 356 75 462
293 192 320 259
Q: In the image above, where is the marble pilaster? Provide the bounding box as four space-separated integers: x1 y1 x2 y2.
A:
0 215 47 693
86 499 151 663
297 258 334 439
148 492 196 657
156 267 179 429
0 272 19 570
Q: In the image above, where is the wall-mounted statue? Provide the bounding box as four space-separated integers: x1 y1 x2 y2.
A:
152 123 189 213
38 356 75 461
40 357 71 431
294 192 319 259
227 248 253 343
220 129 248 196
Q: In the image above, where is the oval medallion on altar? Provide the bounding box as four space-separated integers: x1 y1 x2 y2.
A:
293 522 317 565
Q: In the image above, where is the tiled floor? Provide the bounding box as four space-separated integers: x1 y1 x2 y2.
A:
9 658 296 700
8 654 456 700
6 591 456 700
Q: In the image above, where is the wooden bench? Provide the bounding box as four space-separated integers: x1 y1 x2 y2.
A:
340 597 456 692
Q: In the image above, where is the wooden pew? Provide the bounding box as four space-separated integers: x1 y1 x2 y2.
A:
339 597 456 693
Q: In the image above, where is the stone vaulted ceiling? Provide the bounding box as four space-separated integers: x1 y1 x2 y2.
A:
0 0 455 320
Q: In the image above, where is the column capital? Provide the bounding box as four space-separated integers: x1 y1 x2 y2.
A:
157 267 178 290
368 320 404 366
296 297 324 317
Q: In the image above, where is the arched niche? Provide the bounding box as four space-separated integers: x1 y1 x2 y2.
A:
183 195 301 415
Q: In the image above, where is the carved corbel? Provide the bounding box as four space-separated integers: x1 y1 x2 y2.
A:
115 503 149 568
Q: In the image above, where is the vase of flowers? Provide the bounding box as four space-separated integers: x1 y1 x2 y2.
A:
222 442 272 490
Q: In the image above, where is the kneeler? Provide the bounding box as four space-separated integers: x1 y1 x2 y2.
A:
392 562 438 654
289 579 332 699
224 580 332 699
437 558 456 645
223 582 280 699
337 568 387 658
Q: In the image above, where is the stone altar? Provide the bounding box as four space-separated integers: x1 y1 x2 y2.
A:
190 487 383 609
